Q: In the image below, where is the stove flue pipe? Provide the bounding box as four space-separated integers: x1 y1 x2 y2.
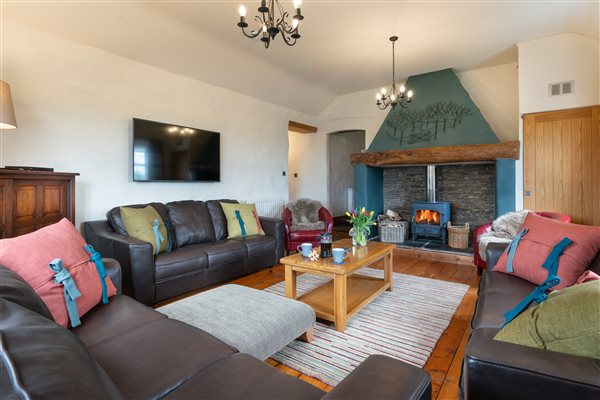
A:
426 165 436 203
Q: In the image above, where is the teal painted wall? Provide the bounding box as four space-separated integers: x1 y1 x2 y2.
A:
369 69 499 152
496 159 516 217
354 165 383 238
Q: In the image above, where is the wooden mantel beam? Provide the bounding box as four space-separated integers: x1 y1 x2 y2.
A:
351 141 520 166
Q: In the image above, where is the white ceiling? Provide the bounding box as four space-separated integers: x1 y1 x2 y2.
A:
4 1 599 116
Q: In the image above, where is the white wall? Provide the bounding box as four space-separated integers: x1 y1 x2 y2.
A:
515 33 600 209
456 62 519 142
0 21 315 225
518 33 599 114
287 130 328 205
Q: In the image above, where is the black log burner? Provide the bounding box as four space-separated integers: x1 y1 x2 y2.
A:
411 165 451 245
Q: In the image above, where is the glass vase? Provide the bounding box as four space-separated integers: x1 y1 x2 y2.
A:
350 226 368 247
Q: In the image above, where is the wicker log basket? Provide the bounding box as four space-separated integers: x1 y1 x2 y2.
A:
447 222 469 249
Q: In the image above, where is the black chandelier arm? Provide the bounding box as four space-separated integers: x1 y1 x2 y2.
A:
239 15 265 39
280 30 299 46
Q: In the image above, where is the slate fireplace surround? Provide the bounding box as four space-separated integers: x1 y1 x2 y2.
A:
384 163 497 233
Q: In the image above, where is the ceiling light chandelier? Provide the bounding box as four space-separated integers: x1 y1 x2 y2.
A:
237 0 304 48
376 36 414 110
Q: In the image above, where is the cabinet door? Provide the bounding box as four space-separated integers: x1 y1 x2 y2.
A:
0 179 12 238
39 180 67 228
12 180 39 236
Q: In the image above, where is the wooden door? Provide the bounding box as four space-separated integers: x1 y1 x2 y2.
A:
523 106 600 225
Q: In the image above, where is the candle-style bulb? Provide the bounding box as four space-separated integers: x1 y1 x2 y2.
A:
239 5 246 17
380 88 387 95
375 93 382 100
407 90 413 98
293 0 302 9
400 85 406 93
292 18 299 29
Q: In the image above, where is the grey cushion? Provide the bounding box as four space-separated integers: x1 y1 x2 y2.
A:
166 201 216 247
289 198 322 224
157 284 315 361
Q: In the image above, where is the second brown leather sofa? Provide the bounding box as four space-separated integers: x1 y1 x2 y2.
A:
83 199 285 305
1 263 432 400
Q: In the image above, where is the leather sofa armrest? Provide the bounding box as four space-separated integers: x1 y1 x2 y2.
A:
102 258 122 295
462 331 600 400
322 355 431 400
83 220 156 305
259 217 285 262
486 242 509 270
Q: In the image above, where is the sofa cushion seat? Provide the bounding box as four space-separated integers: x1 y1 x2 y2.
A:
231 235 277 258
164 353 325 400
73 295 166 347
154 245 209 281
478 271 537 296
194 240 248 267
84 318 237 400
0 299 124 399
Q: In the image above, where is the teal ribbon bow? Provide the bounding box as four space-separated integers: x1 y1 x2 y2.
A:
152 218 165 256
164 219 173 252
542 237 572 276
235 210 247 237
501 236 572 328
504 228 528 273
49 258 82 327
502 275 561 328
85 244 109 304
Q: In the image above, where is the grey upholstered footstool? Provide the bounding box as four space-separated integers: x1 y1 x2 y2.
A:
157 284 315 360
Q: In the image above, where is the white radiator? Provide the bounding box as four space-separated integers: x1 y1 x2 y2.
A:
242 200 286 219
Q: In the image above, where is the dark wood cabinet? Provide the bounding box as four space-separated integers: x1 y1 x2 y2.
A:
0 169 79 238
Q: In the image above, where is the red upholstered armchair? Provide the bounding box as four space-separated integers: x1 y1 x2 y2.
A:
473 211 571 273
283 207 334 254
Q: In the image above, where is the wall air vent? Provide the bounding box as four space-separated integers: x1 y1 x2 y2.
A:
548 80 575 97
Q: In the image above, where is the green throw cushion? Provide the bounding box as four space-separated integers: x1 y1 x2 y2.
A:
220 203 264 238
120 206 170 255
494 280 600 359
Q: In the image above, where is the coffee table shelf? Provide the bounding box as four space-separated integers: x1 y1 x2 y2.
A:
297 274 390 321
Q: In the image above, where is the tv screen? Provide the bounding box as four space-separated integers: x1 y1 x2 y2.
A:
132 118 220 182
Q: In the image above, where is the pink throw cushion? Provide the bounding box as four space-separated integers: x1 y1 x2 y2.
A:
493 213 600 290
576 270 600 285
0 218 116 327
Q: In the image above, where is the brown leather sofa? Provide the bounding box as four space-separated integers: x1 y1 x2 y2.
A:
1 262 432 400
83 200 285 305
461 242 600 400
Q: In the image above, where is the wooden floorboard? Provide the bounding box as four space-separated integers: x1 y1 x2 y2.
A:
224 248 480 400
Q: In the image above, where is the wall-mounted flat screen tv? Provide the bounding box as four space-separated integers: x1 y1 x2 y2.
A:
132 118 220 182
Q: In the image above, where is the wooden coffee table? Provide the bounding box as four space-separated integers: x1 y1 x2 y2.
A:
280 239 395 332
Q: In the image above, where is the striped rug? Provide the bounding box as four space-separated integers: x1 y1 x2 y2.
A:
264 268 469 386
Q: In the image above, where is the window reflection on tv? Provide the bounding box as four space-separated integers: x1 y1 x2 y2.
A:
132 118 220 182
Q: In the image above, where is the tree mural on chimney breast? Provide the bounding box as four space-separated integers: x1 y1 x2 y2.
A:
385 102 473 145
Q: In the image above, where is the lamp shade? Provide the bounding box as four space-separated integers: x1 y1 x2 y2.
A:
0 80 17 129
